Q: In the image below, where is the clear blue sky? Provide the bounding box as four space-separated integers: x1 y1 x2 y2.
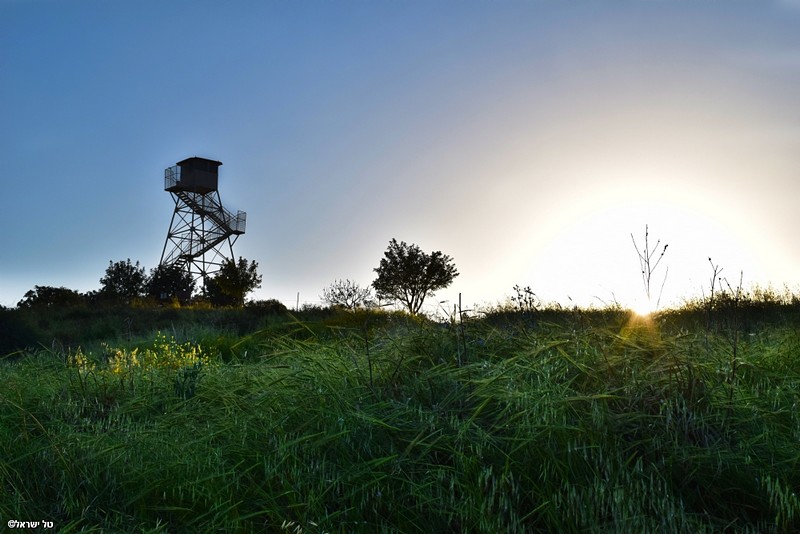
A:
3 0 800 312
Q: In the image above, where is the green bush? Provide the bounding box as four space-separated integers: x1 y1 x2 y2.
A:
0 308 39 357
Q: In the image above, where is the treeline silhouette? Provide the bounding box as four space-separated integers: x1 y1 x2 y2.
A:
0 256 276 355
11 257 264 310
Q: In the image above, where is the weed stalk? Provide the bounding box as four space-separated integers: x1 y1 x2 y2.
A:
631 224 669 310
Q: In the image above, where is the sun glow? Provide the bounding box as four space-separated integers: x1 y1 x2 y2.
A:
520 167 768 312
630 297 656 318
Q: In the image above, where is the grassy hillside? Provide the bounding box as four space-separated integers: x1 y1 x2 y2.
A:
2 304 800 532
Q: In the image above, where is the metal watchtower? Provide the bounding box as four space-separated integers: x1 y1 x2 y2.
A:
159 157 246 285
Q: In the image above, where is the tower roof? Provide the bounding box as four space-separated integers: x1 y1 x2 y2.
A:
177 157 223 167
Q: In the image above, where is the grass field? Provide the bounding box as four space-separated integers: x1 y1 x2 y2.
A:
2 301 800 532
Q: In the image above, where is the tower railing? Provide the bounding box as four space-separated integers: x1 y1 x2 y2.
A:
164 166 180 190
172 190 246 236
228 211 247 234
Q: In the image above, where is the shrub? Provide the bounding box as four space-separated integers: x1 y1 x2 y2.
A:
246 299 289 314
0 308 39 356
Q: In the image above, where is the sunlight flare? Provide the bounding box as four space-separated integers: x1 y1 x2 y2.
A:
631 298 656 317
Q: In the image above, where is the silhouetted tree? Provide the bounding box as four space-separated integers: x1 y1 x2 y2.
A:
147 264 195 303
372 239 458 315
321 279 375 310
17 285 84 308
205 257 262 306
100 259 146 303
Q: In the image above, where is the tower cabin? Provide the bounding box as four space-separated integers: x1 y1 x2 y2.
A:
164 157 222 194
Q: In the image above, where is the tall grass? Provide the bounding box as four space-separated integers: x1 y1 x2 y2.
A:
2 310 800 531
